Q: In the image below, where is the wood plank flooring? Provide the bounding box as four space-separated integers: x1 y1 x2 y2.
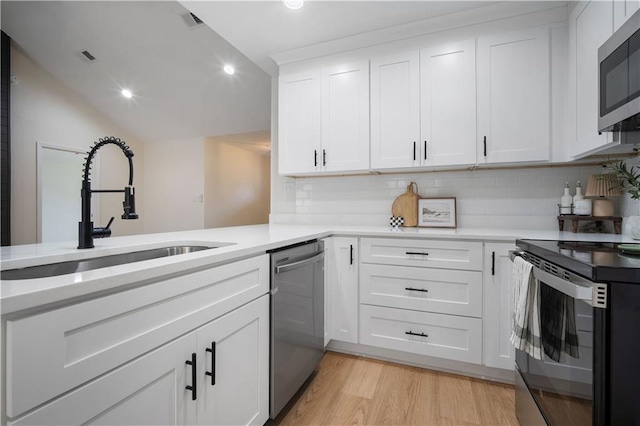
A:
269 351 519 426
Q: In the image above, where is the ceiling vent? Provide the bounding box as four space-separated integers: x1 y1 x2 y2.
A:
75 49 98 64
181 12 205 29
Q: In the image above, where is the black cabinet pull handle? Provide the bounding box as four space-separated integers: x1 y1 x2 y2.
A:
413 141 416 161
406 251 429 256
185 353 197 400
424 141 427 160
314 150 318 167
405 287 429 293
405 330 428 338
491 251 495 276
323 149 326 166
483 136 487 157
350 244 354 265
205 341 216 386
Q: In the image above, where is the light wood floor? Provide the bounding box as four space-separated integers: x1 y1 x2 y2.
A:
269 351 519 426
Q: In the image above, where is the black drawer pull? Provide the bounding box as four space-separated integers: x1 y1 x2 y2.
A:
350 245 354 265
314 150 318 167
323 149 326 166
406 251 429 256
205 341 216 386
405 287 429 293
405 331 428 338
424 140 427 160
185 352 197 400
413 141 416 161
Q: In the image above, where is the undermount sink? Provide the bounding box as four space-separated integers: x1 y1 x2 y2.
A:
1 245 221 280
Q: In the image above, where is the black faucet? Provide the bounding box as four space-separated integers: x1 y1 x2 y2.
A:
78 137 138 249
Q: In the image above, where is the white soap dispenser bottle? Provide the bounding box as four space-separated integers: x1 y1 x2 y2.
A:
573 180 592 215
560 182 573 215
573 181 584 204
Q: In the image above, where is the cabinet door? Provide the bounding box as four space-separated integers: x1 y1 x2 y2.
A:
322 61 370 172
420 40 477 167
196 295 269 426
571 0 614 158
370 51 420 170
614 0 640 31
326 237 359 344
278 71 321 175
9 333 197 426
483 243 516 371
478 27 550 164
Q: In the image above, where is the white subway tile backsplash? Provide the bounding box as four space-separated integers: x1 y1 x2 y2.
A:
273 165 619 229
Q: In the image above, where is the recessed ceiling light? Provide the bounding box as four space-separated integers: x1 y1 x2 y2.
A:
223 65 235 75
121 89 133 98
283 0 303 10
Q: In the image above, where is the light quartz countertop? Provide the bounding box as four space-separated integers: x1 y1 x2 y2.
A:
1 224 635 314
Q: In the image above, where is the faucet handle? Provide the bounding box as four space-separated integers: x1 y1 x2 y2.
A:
93 217 115 239
105 216 115 230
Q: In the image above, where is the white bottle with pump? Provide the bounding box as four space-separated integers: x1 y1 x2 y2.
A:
573 180 592 215
560 182 573 215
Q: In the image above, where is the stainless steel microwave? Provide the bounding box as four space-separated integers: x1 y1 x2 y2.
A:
598 8 640 133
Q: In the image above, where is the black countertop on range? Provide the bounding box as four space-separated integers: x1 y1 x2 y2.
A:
516 239 640 284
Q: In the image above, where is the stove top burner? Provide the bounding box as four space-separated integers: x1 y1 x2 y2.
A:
516 239 640 283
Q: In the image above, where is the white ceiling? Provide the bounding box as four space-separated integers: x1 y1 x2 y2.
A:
2 1 564 147
1 1 272 144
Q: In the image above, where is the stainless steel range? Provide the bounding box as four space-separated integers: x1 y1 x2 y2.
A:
513 239 640 425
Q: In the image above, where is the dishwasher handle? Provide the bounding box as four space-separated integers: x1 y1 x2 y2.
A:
275 251 325 274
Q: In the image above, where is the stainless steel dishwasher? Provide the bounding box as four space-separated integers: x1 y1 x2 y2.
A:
269 239 325 419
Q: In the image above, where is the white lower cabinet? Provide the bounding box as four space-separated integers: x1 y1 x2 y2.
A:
195 295 269 426
483 243 516 370
325 237 359 344
9 295 269 426
360 304 482 364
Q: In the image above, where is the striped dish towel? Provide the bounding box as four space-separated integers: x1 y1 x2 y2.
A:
510 256 543 360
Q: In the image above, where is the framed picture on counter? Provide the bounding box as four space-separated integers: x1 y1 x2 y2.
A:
418 197 457 228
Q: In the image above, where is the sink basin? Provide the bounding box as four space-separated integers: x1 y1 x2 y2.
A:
1 245 218 280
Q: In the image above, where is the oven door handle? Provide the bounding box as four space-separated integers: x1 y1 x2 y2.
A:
509 251 606 308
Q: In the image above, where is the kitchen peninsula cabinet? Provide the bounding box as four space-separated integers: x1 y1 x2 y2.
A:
483 243 516 370
278 62 369 175
325 237 359 344
477 26 550 164
4 255 269 425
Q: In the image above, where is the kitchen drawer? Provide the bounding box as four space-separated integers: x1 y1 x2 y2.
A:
359 304 482 365
6 254 269 418
360 238 482 271
360 264 482 318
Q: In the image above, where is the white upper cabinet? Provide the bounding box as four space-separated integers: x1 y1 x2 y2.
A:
370 51 420 170
570 1 615 158
477 27 550 164
420 40 477 167
322 61 370 172
278 71 322 175
614 0 640 31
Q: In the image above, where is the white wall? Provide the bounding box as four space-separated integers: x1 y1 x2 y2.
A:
143 138 205 234
9 43 146 245
270 165 622 231
204 141 270 228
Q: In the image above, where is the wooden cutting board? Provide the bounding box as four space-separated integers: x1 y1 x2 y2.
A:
391 182 419 227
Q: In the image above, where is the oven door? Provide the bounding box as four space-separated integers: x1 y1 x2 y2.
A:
512 254 607 426
516 292 595 425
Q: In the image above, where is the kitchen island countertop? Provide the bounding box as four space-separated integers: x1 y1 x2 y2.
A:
1 224 635 314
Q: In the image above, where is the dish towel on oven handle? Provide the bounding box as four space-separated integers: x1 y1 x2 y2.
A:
510 256 543 360
540 284 580 362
